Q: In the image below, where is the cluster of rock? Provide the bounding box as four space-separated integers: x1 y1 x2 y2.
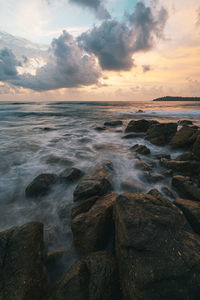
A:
1 118 200 299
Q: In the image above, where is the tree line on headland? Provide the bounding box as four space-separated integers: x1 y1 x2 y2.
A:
153 96 200 101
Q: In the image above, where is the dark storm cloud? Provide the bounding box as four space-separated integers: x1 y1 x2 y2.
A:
0 48 21 81
78 1 168 71
12 31 101 91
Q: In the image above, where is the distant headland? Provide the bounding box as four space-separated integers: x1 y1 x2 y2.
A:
153 96 200 101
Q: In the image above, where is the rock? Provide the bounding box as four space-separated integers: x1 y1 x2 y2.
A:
192 135 200 160
122 133 145 139
160 158 200 175
161 169 174 177
104 120 123 127
134 159 152 171
136 109 144 113
114 192 200 300
120 179 143 193
59 168 84 183
72 193 117 255
72 196 99 219
161 186 175 199
130 144 150 155
142 172 165 183
25 173 58 198
172 175 200 201
94 126 106 131
155 153 171 160
169 125 197 148
174 198 200 235
145 123 177 146
176 151 197 161
47 251 120 300
73 161 114 202
0 222 47 300
178 120 193 126
125 119 158 133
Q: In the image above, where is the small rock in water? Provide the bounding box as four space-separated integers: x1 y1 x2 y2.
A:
59 168 84 183
155 153 171 160
94 126 106 132
135 159 152 171
136 109 144 113
104 120 123 127
130 144 150 155
25 173 58 198
122 133 145 139
160 158 200 175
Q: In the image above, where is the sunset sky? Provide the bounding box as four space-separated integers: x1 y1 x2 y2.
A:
0 0 200 101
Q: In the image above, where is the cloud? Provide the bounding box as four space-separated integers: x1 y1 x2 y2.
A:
142 64 151 73
0 48 21 81
11 30 101 91
78 1 168 71
197 7 200 25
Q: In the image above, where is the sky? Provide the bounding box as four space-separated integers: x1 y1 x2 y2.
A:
0 0 200 101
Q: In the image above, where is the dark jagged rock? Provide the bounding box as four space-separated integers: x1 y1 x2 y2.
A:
174 198 200 235
134 159 152 171
160 158 200 175
145 123 177 146
172 175 200 201
104 120 123 127
130 144 150 155
161 186 175 199
178 120 193 126
125 119 158 133
73 161 114 202
59 168 84 183
47 251 120 300
114 192 200 300
122 133 145 139
176 151 197 161
192 134 200 160
25 173 58 198
72 193 117 255
141 171 165 183
169 125 197 148
120 179 143 193
94 126 106 131
155 153 171 160
0 222 47 300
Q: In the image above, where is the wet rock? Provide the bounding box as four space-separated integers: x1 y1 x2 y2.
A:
59 168 84 183
0 222 47 300
135 159 152 171
160 158 200 175
122 133 145 139
192 135 200 160
46 155 73 166
161 169 174 177
155 153 171 160
121 179 143 193
130 144 150 155
176 151 197 161
72 193 117 255
136 109 144 113
142 171 165 183
25 173 58 198
145 123 177 146
174 198 200 235
47 251 119 300
94 126 106 132
169 125 197 148
161 186 175 199
114 192 200 300
178 120 193 126
172 175 200 201
125 119 158 133
104 120 123 127
73 161 114 202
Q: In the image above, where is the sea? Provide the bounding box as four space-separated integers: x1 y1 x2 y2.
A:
0 100 200 271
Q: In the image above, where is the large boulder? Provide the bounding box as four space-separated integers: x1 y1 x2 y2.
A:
47 251 120 300
130 144 150 155
160 158 200 175
172 175 200 201
174 198 200 234
25 173 58 198
73 161 114 202
169 126 197 148
114 192 200 300
192 134 200 160
125 119 158 133
72 193 117 255
145 123 177 146
0 222 47 300
59 168 84 183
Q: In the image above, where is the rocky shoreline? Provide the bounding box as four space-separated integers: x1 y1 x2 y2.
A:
1 118 200 299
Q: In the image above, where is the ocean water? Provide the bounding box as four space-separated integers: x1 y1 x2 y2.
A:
0 100 200 267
